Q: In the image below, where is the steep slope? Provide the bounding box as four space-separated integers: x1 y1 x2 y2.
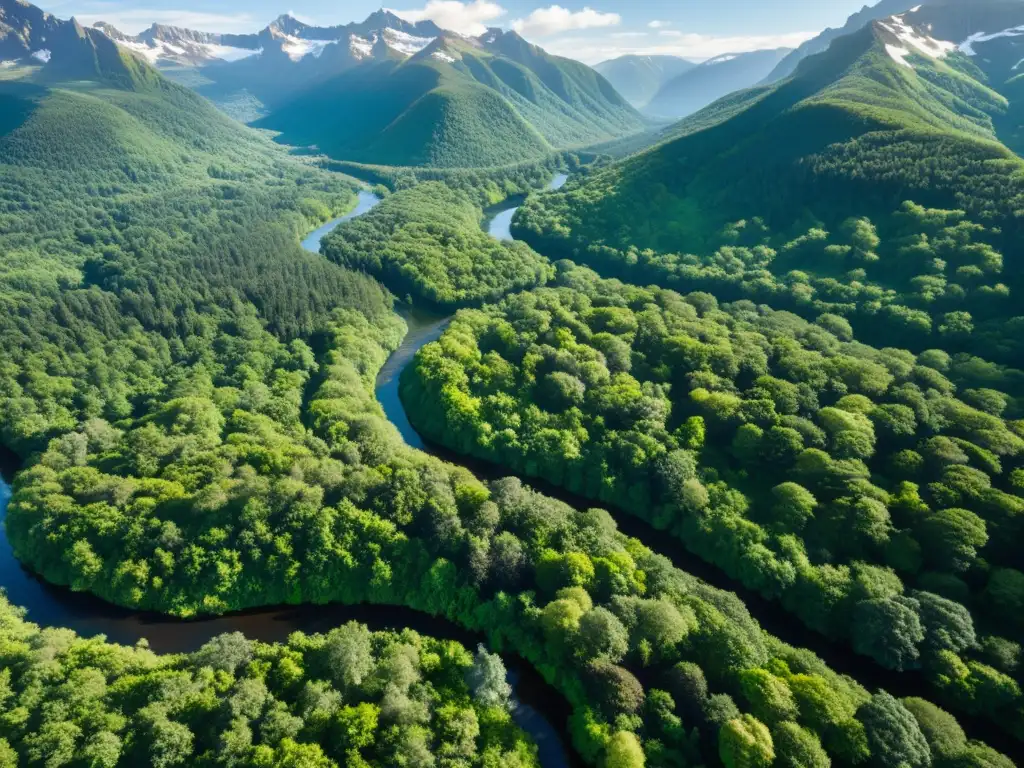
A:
763 0 947 83
594 54 695 108
517 11 1024 252
644 47 793 118
92 11 442 120
0 1 159 89
92 22 263 66
514 3 1024 369
258 29 647 168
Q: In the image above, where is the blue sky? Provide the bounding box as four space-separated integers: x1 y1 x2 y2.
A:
40 0 879 62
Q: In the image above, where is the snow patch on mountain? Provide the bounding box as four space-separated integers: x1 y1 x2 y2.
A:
879 14 956 60
31 49 50 63
202 44 263 62
350 35 373 58
959 26 1024 56
885 44 913 68
432 51 457 63
281 36 334 61
383 28 433 55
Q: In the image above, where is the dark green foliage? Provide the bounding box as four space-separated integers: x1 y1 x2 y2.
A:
320 183 554 309
0 598 539 767
0 70 390 457
858 692 931 768
404 262 1024 739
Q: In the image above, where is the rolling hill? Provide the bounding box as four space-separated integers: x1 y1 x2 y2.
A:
256 29 648 168
594 54 696 108
644 47 793 118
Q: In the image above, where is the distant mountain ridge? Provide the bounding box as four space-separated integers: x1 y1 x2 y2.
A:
87 10 444 69
256 26 647 168
594 55 696 108
644 47 793 118
763 0 955 83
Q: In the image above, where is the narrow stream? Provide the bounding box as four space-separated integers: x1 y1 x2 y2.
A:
301 190 380 252
486 173 568 241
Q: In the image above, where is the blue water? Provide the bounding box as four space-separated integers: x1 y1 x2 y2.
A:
300 190 381 252
486 172 569 241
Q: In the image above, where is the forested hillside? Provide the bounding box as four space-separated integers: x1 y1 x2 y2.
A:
258 30 647 168
514 11 1024 369
5 1 1024 766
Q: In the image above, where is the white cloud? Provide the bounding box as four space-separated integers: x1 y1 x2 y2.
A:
542 29 818 64
609 32 648 39
389 0 506 36
648 20 671 29
512 6 620 37
68 8 258 35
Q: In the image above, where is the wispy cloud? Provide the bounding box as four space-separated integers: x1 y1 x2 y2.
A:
648 20 671 29
62 6 258 35
543 29 817 64
390 0 506 36
286 9 319 26
512 6 620 37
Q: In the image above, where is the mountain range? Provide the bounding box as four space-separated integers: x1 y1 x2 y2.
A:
255 28 647 168
593 55 696 109
73 8 647 168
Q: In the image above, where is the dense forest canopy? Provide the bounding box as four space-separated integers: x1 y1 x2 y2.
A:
512 21 1024 371
0 596 538 767
404 262 1024 744
319 183 553 310
4 1 1024 766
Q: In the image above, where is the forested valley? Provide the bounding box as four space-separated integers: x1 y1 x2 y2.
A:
3 1 1024 767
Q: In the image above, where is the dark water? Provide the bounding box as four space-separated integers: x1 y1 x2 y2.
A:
485 173 569 241
375 307 450 450
300 190 381 252
0 191 578 768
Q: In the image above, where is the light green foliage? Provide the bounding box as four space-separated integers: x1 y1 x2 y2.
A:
772 721 830 768
321 183 554 308
719 714 775 768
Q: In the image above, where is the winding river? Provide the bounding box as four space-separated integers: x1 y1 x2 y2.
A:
0 185 577 768
486 173 568 241
4 175 1019 762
